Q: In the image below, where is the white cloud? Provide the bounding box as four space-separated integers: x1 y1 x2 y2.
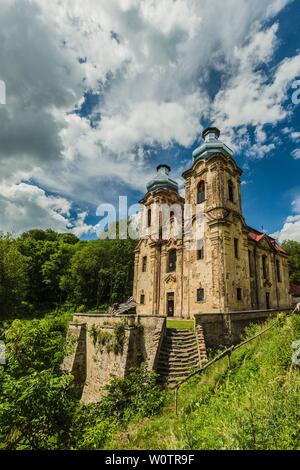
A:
292 196 300 213
291 132 300 142
0 181 96 236
291 149 300 160
214 31 300 130
282 128 300 142
0 182 67 233
98 95 205 153
271 196 300 242
0 0 297 234
272 219 300 243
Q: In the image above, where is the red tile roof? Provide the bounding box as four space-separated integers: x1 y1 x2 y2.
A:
247 227 287 255
290 283 300 296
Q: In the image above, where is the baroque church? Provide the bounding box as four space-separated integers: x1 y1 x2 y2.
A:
133 127 291 318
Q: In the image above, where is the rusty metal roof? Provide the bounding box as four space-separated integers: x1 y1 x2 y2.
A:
108 297 137 315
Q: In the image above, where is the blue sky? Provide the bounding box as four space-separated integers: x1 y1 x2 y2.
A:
0 0 300 241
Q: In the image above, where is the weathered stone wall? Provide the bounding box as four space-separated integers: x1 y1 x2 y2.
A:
195 308 291 349
62 314 166 403
61 322 87 388
137 315 166 369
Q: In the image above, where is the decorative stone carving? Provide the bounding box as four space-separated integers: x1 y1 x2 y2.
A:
165 273 176 284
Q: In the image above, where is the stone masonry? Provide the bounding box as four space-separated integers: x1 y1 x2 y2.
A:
133 127 292 317
62 314 166 403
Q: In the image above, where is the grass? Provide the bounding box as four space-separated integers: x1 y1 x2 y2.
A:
106 314 300 450
167 319 194 330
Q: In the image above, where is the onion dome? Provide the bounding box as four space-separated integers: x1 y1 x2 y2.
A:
146 165 178 193
192 127 233 162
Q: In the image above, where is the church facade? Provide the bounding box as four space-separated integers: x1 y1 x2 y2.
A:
133 127 291 318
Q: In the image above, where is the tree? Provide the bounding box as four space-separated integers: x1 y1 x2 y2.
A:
0 235 29 317
42 242 78 305
63 239 135 309
16 230 80 306
282 240 300 284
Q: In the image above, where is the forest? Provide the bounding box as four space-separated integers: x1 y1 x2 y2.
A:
0 229 136 319
0 230 300 450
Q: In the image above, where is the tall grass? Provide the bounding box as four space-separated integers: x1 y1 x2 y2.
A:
107 315 300 450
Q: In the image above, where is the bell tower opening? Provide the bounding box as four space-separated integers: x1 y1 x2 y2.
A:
197 181 206 204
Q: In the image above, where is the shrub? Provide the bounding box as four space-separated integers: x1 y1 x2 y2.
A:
0 370 76 450
89 323 126 355
100 365 166 423
69 366 166 450
4 313 70 377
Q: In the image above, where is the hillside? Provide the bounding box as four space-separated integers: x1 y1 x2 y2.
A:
1 311 299 450
106 314 300 451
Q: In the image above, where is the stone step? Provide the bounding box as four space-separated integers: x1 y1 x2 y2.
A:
156 327 206 388
159 351 198 358
164 339 197 348
165 333 196 339
165 331 196 337
167 328 195 333
166 331 196 337
161 340 198 347
157 358 199 367
157 367 198 377
157 358 199 368
158 363 199 371
165 337 195 343
161 343 198 349
166 334 195 340
158 355 199 364
158 354 199 364
162 338 198 346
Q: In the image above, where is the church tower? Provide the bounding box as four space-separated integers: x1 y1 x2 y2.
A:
133 165 185 316
182 127 248 315
133 127 291 318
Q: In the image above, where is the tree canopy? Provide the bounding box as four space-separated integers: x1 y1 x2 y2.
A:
0 230 136 318
282 240 300 284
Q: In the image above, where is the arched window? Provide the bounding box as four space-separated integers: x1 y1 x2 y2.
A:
228 180 234 202
167 249 177 273
262 255 268 279
276 259 282 283
147 208 152 228
197 247 204 260
142 256 147 273
197 181 205 204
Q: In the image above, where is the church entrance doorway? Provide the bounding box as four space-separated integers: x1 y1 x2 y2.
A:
167 293 175 317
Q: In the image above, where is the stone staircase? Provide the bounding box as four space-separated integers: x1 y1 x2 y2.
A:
156 328 207 388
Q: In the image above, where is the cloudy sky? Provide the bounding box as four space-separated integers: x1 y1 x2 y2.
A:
0 0 300 241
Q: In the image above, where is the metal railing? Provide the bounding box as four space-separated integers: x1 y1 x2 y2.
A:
172 313 293 414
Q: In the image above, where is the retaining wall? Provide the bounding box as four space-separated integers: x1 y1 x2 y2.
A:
194 308 291 349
